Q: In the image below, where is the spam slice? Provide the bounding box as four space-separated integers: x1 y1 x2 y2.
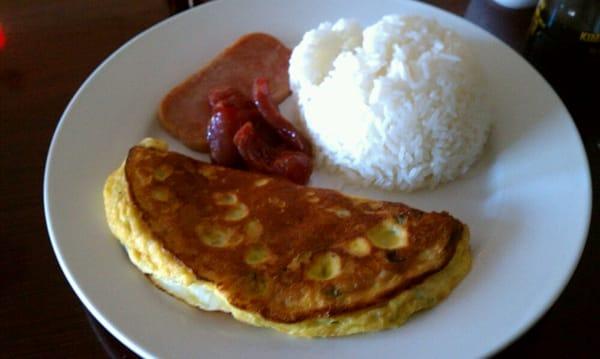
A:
103 138 471 337
159 33 292 152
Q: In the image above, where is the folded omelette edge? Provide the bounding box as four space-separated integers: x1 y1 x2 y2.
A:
102 138 472 337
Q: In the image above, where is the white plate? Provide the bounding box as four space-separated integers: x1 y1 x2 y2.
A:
44 0 591 357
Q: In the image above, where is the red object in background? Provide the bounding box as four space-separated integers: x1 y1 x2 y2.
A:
0 23 6 49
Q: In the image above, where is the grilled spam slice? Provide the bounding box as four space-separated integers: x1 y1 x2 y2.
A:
159 33 291 152
103 138 471 337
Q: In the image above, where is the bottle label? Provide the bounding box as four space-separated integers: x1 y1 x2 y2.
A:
529 0 600 51
580 32 600 43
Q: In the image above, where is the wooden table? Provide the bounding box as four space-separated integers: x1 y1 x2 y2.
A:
1 0 597 357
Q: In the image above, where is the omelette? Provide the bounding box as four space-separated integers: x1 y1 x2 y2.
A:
103 138 471 337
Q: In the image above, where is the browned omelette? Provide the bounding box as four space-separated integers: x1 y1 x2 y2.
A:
104 139 471 336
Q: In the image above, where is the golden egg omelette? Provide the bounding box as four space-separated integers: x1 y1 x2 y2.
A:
103 138 471 337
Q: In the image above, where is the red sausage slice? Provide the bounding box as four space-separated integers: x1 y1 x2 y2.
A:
207 88 260 167
252 78 313 156
233 122 313 185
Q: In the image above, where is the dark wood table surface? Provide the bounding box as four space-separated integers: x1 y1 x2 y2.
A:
1 0 597 357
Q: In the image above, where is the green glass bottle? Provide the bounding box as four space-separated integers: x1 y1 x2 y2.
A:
524 0 599 133
526 0 599 74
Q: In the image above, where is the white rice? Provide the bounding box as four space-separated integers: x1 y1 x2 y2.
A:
289 15 491 191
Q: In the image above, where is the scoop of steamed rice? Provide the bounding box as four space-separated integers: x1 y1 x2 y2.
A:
289 15 491 191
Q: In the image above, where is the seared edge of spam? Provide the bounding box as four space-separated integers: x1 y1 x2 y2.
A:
103 139 472 337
